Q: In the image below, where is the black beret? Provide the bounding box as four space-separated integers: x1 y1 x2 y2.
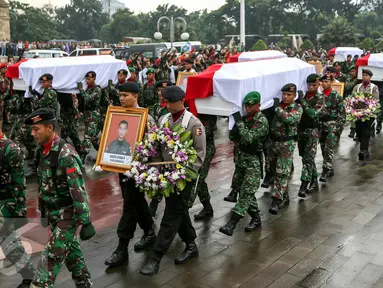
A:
326 66 336 73
362 69 373 77
185 58 194 64
306 73 320 83
333 61 341 66
321 74 333 81
85 71 96 78
162 86 185 102
118 82 140 93
281 83 297 93
39 73 53 81
118 69 128 76
24 108 56 125
155 80 173 89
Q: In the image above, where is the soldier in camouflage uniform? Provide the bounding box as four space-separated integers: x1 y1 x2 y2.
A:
269 84 303 215
0 104 35 288
319 75 346 182
333 62 347 83
25 108 95 288
77 71 102 162
345 66 359 139
297 74 325 198
35 74 57 111
219 92 268 236
139 68 157 118
60 93 81 154
3 83 22 140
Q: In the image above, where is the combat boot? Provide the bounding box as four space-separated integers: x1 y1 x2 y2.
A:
298 181 309 198
245 210 261 232
104 240 129 267
219 213 242 236
175 241 199 264
17 280 32 288
319 170 329 182
308 177 319 192
149 198 160 217
261 172 273 188
194 200 214 220
223 190 238 203
269 198 282 215
139 252 163 276
348 128 356 138
134 227 156 251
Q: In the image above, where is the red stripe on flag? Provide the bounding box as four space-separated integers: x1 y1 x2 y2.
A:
356 54 370 67
228 52 242 63
6 59 28 78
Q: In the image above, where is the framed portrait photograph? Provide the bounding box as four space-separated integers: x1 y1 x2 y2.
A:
332 82 345 96
176 71 197 91
96 106 148 173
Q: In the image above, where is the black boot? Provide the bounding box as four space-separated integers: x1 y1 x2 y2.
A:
349 128 356 138
17 280 32 288
358 150 370 164
245 210 261 232
175 241 199 264
194 200 214 220
219 213 242 236
139 252 163 276
269 198 282 215
223 190 238 203
328 168 334 177
319 170 329 182
308 177 319 192
298 181 309 198
261 172 273 188
104 240 129 267
149 198 160 217
134 227 156 251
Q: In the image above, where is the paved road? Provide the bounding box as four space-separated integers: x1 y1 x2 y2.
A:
3 118 383 288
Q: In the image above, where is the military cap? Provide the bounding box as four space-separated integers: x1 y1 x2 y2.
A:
128 67 136 73
281 83 297 93
118 69 128 75
85 71 96 78
362 69 373 76
146 68 156 75
162 86 185 102
333 61 341 67
243 91 261 106
24 108 56 125
155 80 173 89
185 58 194 64
306 73 320 83
39 73 53 81
321 74 333 81
117 82 140 93
326 66 336 73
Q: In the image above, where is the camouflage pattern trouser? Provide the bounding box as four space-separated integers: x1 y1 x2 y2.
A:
298 129 319 182
14 116 37 158
230 145 241 193
8 114 21 140
232 165 261 217
0 217 35 281
81 111 101 160
319 126 338 172
263 137 270 175
32 220 92 288
60 112 81 153
269 140 295 201
189 138 216 206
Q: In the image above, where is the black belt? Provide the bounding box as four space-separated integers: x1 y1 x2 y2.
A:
270 135 298 142
0 190 14 201
45 197 73 210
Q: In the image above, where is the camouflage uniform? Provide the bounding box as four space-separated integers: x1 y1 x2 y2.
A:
3 88 21 140
298 92 325 183
0 134 35 283
80 86 102 160
319 89 346 175
60 107 81 153
139 81 158 119
109 84 121 107
152 102 168 123
32 135 92 288
38 87 57 110
230 113 268 217
269 103 303 201
335 73 347 83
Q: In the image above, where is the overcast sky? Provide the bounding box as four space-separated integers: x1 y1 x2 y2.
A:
20 0 227 13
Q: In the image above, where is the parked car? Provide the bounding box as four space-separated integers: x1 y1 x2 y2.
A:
127 43 168 59
69 48 115 57
114 48 130 60
23 50 69 59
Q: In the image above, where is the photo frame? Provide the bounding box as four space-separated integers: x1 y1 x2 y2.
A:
332 82 345 96
308 61 323 75
96 106 148 173
176 71 197 91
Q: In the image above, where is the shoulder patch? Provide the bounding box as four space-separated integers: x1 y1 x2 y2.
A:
66 167 76 174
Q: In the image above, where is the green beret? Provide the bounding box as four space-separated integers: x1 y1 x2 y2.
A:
281 83 297 93
146 68 156 75
349 65 356 71
24 108 56 125
162 86 185 102
128 67 136 73
243 91 261 106
306 73 320 84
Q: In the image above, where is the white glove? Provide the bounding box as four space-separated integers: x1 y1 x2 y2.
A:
93 165 103 172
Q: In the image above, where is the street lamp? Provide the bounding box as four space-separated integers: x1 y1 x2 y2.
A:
240 0 245 48
154 16 188 48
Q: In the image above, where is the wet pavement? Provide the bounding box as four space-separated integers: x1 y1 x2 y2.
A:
4 118 383 287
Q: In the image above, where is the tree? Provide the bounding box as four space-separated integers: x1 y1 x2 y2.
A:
321 17 357 48
300 39 314 50
252 40 267 51
376 40 383 51
359 38 376 50
370 31 381 39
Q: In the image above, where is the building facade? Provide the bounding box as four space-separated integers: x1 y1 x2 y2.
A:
100 0 125 17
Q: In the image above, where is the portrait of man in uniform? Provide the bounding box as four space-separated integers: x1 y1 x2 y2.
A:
105 120 132 156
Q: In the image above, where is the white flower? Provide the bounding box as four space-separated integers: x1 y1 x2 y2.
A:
172 173 180 180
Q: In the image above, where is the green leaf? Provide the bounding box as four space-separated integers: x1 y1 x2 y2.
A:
176 179 186 191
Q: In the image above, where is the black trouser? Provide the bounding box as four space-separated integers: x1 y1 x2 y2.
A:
117 174 154 241
153 182 197 255
356 119 374 151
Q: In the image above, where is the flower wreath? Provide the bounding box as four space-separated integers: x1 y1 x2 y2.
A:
125 122 199 198
345 92 381 122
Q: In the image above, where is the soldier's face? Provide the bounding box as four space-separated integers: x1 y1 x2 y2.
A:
165 99 184 114
86 77 95 87
282 92 295 104
321 79 332 90
41 79 51 89
350 69 357 78
31 123 54 144
245 104 260 115
362 73 371 83
118 73 126 83
307 81 319 93
147 73 154 81
120 92 137 108
157 88 164 101
185 63 193 70
118 123 128 140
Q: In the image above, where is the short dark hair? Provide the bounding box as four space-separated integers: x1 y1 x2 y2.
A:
118 120 128 128
42 121 56 130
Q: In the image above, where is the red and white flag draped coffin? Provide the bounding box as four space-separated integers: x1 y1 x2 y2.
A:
228 50 287 63
185 57 316 119
356 53 383 81
328 47 363 62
